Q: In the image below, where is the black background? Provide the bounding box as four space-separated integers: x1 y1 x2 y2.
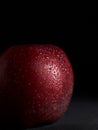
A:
0 1 97 129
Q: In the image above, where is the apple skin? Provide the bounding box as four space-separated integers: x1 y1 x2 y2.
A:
0 44 74 128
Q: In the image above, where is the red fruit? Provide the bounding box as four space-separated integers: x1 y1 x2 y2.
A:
0 44 74 128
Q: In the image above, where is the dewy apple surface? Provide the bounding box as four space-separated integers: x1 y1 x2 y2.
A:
0 44 74 128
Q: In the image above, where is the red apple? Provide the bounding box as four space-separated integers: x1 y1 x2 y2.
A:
0 44 74 128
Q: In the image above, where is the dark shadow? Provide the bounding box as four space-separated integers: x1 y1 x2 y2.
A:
27 124 84 130
0 123 84 130
45 125 83 130
0 124 24 130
